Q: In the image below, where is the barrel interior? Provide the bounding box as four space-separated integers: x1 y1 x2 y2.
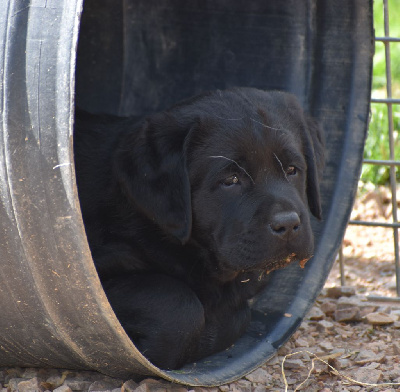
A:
74 0 373 384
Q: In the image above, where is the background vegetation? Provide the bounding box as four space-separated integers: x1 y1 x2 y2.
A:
361 0 400 184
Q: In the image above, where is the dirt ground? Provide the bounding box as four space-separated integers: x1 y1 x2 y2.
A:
326 186 399 298
1 187 399 392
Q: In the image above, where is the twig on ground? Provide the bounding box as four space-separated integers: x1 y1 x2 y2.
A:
281 350 400 391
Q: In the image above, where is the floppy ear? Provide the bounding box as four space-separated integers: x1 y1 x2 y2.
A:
113 113 193 243
303 116 325 220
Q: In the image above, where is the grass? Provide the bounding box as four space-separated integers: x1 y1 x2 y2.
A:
361 102 400 184
360 0 400 185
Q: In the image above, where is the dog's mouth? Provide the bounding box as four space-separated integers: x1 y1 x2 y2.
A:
216 253 311 283
264 253 311 275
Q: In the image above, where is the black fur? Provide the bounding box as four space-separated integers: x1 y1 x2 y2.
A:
73 88 325 369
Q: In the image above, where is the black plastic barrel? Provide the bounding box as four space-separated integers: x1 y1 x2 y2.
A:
0 0 373 387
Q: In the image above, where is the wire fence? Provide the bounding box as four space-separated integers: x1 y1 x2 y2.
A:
339 0 400 301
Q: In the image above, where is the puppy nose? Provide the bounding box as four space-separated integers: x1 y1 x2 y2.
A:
269 211 301 240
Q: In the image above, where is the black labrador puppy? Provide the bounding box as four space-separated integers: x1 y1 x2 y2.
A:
74 88 324 369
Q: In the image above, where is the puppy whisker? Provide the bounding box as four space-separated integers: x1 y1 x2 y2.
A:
250 117 286 132
209 155 255 184
214 114 245 121
273 153 288 182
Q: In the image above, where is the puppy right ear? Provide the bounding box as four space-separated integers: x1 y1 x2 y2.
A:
113 113 193 243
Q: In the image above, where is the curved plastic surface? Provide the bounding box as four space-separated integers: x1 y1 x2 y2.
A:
0 0 373 386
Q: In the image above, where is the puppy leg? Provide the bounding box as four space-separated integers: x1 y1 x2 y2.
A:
103 273 205 370
192 273 270 361
194 295 251 361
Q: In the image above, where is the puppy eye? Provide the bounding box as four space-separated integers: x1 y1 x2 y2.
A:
286 166 297 176
222 175 240 186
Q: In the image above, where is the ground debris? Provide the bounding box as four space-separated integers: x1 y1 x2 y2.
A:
326 286 356 299
366 312 396 325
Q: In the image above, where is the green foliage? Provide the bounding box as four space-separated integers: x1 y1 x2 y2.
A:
372 0 400 90
361 0 400 185
361 104 400 184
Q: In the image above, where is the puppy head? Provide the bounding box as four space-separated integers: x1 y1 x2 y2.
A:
115 88 325 280
186 88 325 279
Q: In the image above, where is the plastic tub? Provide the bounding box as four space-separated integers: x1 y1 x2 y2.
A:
0 0 373 386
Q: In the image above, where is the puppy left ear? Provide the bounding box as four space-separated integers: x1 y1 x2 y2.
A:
113 113 193 244
303 116 325 220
